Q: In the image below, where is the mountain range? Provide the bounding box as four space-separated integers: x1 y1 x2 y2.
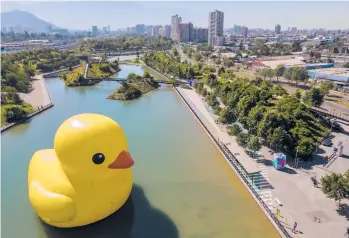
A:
1 10 61 32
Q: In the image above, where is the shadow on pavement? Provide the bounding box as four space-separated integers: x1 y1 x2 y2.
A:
279 166 297 174
337 203 349 220
41 184 179 238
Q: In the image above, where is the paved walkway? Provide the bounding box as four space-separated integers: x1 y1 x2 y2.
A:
19 75 51 109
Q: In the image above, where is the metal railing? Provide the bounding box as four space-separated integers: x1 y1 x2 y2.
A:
174 86 292 238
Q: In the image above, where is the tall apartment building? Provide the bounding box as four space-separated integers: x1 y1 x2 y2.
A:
208 10 224 46
275 24 281 34
136 24 145 34
179 23 190 42
241 26 248 37
146 25 153 34
171 14 182 41
92 26 98 37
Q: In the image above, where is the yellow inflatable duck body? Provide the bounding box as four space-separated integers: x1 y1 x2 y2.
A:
28 113 134 228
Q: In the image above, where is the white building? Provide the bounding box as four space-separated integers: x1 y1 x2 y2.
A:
171 14 182 42
152 25 162 37
159 25 171 37
208 10 224 46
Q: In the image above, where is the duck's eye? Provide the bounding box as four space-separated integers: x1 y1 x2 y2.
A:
92 153 105 164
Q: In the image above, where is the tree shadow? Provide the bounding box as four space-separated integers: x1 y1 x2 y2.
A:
298 156 328 171
41 184 179 238
336 203 349 220
278 166 297 174
316 147 327 155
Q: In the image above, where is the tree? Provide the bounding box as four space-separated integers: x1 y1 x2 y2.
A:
295 89 302 100
228 124 242 136
194 53 202 61
296 137 314 158
12 93 22 104
6 73 18 88
292 66 309 86
321 173 349 206
215 58 221 65
4 105 27 121
319 81 333 95
303 87 325 107
283 68 293 82
258 68 274 80
218 66 225 76
237 133 250 147
248 136 262 153
274 64 286 81
218 107 236 124
343 63 349 68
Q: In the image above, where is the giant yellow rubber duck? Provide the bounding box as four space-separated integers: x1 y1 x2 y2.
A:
28 113 134 228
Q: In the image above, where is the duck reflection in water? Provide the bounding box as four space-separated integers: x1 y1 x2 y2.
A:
41 184 179 238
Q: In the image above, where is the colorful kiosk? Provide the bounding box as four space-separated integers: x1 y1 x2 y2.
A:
273 153 286 169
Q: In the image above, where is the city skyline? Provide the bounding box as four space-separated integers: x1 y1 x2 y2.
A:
1 1 349 30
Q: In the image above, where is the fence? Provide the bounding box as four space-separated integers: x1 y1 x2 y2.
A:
174 86 292 238
1 103 53 133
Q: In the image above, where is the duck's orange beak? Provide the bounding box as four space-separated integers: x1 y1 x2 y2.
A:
108 151 134 169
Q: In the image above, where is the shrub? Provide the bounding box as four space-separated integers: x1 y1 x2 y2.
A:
4 105 27 121
228 124 242 136
237 132 250 147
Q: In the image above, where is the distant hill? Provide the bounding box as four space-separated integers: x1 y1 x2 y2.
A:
1 10 61 33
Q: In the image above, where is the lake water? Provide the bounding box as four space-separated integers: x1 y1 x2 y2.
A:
1 65 279 238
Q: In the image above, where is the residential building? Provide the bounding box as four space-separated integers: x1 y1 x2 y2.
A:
179 23 190 42
92 26 98 37
208 10 224 46
146 25 153 34
102 26 107 33
1 27 7 33
171 14 182 41
159 25 171 37
107 25 111 32
188 22 194 42
193 27 208 42
136 24 145 34
152 25 162 37
242 26 248 37
275 24 281 34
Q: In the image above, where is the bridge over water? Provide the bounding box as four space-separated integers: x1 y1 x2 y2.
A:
100 78 189 85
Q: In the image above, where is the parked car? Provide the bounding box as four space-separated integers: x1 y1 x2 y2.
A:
322 139 332 146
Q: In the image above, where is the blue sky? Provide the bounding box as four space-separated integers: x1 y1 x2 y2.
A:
1 1 349 30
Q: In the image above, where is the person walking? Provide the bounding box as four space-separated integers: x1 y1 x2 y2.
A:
292 222 298 233
346 227 349 237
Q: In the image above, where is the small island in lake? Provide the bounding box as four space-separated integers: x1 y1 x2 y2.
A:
108 72 160 101
61 60 120 87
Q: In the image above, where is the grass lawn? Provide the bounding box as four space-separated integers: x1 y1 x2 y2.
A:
1 104 35 126
87 63 117 78
279 83 306 94
65 66 85 84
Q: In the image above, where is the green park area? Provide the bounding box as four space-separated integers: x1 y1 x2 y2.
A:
108 72 160 101
61 61 120 87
